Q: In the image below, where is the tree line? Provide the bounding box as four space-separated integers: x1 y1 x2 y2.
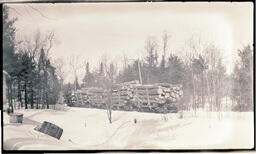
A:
4 5 252 113
3 6 61 112
74 34 253 113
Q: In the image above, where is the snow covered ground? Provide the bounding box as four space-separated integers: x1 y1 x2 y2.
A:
3 106 254 150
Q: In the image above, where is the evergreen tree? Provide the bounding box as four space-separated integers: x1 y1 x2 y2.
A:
160 54 186 84
3 5 18 72
232 45 253 111
74 76 80 90
83 62 94 87
63 83 73 106
99 62 104 76
3 5 19 112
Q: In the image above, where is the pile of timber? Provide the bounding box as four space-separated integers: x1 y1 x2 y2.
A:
86 87 106 108
111 80 140 108
71 80 183 112
155 83 183 102
132 83 183 108
71 87 104 108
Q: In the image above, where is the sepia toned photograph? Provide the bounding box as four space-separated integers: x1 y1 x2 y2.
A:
2 2 254 151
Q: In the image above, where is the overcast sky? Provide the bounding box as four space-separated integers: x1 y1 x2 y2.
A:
7 2 253 83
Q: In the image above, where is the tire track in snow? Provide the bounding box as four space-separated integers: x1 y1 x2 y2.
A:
68 120 133 148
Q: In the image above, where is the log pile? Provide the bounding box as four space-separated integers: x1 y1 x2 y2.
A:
72 87 105 108
111 80 140 109
86 87 106 108
71 80 183 113
132 83 183 108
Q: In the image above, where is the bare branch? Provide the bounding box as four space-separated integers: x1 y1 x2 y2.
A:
53 57 66 80
27 4 57 21
45 32 55 57
8 7 22 16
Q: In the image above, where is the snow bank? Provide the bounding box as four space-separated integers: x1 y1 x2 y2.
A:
3 107 254 150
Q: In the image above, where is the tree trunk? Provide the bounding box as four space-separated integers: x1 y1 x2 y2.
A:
10 82 14 113
18 79 23 108
108 109 112 123
42 82 45 109
191 70 197 116
239 88 242 112
30 83 34 109
201 73 205 109
24 81 28 109
13 81 16 110
36 88 40 109
206 73 212 112
7 82 11 110
42 90 45 109
106 91 112 124
46 92 49 109
212 77 217 112
17 79 20 107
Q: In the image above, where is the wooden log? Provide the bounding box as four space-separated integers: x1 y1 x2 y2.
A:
88 98 104 102
122 80 139 85
134 85 161 90
136 99 165 104
119 91 132 95
135 95 164 100
88 95 103 99
134 89 163 95
111 96 130 100
111 100 127 104
164 93 170 98
155 83 172 88
87 88 104 93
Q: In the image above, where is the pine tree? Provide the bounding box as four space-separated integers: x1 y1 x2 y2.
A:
83 62 94 87
99 62 104 76
232 45 253 111
3 5 19 112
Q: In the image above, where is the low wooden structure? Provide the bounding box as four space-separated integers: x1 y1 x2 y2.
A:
37 121 63 140
9 113 23 123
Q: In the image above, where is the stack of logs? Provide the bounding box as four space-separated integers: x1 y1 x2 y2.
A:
86 87 105 108
132 83 183 109
72 87 106 108
71 81 183 112
111 80 140 110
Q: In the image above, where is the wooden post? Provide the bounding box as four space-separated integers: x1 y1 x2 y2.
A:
138 60 142 85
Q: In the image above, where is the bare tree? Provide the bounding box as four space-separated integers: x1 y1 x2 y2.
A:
53 57 66 80
160 31 170 71
69 54 83 91
204 44 222 112
43 31 55 58
145 36 159 68
183 35 203 116
98 57 118 124
18 30 55 62
53 57 66 104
